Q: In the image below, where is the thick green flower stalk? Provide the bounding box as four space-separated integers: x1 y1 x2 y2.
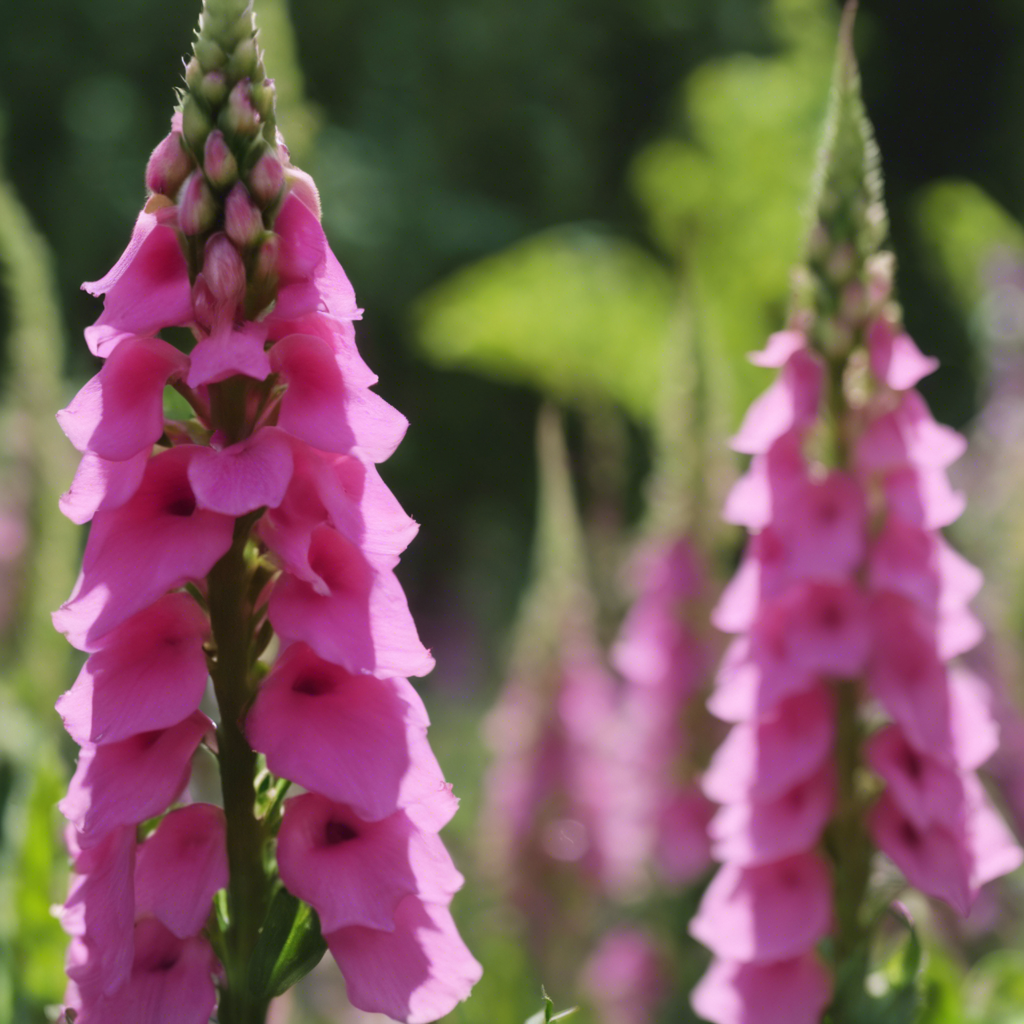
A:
52 2 480 1022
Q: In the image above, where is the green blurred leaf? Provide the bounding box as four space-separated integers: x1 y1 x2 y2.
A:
12 744 67 1006
964 949 1024 1023
246 886 327 1000
915 179 1024 323
415 226 675 423
630 0 836 432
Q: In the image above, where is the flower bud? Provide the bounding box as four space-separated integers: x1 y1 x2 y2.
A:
178 171 217 236
146 131 193 197
185 57 203 93
220 80 260 138
192 274 216 331
248 149 284 206
203 233 247 309
181 94 212 153
251 78 276 121
203 130 238 190
194 37 226 72
225 183 264 249
199 70 228 108
227 36 259 81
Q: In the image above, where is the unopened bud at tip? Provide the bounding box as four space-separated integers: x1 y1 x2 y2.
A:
225 183 264 248
220 80 261 138
248 149 285 207
181 94 212 154
251 78 276 121
178 171 217 236
199 70 229 108
227 36 259 81
204 233 247 309
146 131 193 197
203 130 238 190
195 37 226 73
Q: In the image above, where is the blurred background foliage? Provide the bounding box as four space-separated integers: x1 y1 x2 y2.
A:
2 0 1024 1021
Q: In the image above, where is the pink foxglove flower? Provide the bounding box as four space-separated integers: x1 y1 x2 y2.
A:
690 20 1021 1023
53 3 478 1022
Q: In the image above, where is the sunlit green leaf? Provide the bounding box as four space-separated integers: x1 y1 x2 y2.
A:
415 226 675 423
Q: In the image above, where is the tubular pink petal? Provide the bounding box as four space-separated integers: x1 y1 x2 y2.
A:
277 794 463 932
691 954 832 1024
59 711 211 843
268 524 434 679
56 592 209 745
60 450 149 525
135 804 228 939
188 426 294 515
57 337 189 461
326 896 482 1024
82 211 193 357
689 854 833 964
271 333 408 462
245 643 455 828
186 320 271 388
52 447 234 649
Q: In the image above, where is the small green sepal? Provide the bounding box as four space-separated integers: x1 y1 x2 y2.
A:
246 886 328 1000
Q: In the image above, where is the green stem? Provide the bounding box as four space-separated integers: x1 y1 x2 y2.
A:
208 517 270 1024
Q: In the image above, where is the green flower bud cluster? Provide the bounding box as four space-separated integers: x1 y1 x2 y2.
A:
154 0 289 318
800 14 891 362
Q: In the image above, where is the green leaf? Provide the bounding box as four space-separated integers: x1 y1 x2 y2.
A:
914 180 1024 328
525 988 578 1024
246 886 327 1000
415 226 675 424
963 949 1024 1023
629 0 836 431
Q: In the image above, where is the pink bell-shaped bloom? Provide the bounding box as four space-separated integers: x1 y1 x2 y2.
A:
867 318 939 391
56 592 210 745
722 432 806 530
866 726 967 829
709 636 816 724
265 193 329 318
59 711 211 842
580 928 667 1024
245 643 456 829
268 524 434 679
57 336 189 461
277 794 463 932
59 826 136 997
59 449 149 525
691 953 832 1024
65 918 217 1024
186 320 271 388
82 210 193 358
135 804 228 938
326 895 482 1024
868 517 982 617
881 463 966 531
708 764 835 867
188 426 294 516
703 687 835 805
730 350 823 456
748 330 807 368
868 598 997 770
259 443 418 573
52 446 235 650
689 853 833 963
856 391 966 473
270 333 408 462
